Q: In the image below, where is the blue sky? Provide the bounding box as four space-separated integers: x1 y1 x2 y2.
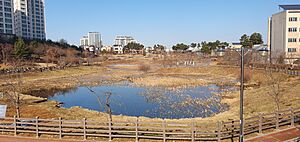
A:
45 0 299 47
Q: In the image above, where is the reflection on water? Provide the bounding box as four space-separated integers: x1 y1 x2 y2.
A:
48 83 232 119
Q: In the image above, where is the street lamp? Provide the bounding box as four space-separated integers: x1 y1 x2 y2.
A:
216 47 268 142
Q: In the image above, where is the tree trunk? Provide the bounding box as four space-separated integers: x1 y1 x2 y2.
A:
105 94 112 122
15 94 20 118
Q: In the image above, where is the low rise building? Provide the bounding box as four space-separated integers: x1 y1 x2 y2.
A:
112 36 136 54
112 45 123 54
101 45 112 52
229 43 242 49
268 5 300 64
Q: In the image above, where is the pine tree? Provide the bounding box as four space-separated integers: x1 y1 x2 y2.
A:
13 38 31 60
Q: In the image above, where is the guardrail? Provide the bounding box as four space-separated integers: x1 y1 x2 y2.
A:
0 107 299 141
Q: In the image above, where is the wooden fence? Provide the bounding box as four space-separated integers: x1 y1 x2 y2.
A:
0 107 299 141
218 63 300 76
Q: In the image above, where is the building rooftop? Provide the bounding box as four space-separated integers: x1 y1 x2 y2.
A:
279 5 300 10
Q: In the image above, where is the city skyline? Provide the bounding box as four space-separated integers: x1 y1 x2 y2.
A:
45 0 300 47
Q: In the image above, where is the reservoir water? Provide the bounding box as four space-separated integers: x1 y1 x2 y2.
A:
48 82 230 119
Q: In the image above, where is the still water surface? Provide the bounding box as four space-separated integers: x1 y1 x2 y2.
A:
49 83 230 119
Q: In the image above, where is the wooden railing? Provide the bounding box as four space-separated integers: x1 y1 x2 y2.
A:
217 63 300 76
0 107 299 141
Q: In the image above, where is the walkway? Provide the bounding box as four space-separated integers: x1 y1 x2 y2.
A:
246 127 300 142
0 136 89 142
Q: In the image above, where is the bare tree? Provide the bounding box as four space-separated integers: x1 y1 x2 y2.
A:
266 69 284 111
84 86 113 122
73 76 113 122
1 75 25 118
0 44 14 65
104 92 112 122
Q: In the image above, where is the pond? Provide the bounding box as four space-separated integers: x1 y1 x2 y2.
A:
48 82 232 119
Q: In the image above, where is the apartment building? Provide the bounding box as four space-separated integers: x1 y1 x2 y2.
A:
14 0 46 40
268 5 300 64
113 36 136 54
80 32 102 52
88 32 101 49
114 36 136 47
0 0 14 34
80 36 88 46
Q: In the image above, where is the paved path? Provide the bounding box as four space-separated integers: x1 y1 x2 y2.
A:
0 136 88 142
246 127 300 142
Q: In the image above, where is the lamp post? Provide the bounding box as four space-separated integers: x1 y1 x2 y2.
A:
216 47 268 142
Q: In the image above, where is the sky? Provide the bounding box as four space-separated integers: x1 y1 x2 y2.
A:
45 0 300 47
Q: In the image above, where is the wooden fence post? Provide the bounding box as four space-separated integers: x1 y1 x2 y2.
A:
163 119 166 142
13 115 17 136
191 121 195 142
291 108 295 127
83 118 86 140
276 112 279 130
259 113 263 134
59 117 62 139
108 118 112 141
217 121 222 142
135 117 139 142
35 117 39 138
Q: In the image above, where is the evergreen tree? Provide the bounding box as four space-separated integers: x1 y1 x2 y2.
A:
13 38 31 60
240 34 253 48
250 32 263 45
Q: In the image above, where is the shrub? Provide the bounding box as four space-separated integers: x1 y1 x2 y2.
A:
139 64 150 73
238 69 252 83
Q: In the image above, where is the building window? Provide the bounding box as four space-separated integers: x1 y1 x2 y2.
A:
288 27 297 32
289 17 298 22
288 38 297 42
288 48 297 52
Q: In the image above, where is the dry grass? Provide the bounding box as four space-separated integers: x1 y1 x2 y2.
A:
132 75 207 87
0 57 299 126
138 64 151 72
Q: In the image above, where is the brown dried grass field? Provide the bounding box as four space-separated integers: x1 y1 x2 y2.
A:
0 55 299 126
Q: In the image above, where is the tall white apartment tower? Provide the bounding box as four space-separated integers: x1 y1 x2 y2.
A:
268 5 300 63
13 0 46 40
88 32 102 48
0 0 14 34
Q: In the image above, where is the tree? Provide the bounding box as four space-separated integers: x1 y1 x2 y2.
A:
172 43 189 51
73 77 113 123
153 44 165 53
13 38 31 60
190 43 197 48
201 41 210 54
250 32 263 45
0 44 13 64
45 48 59 64
240 34 253 48
266 70 284 111
2 75 27 118
59 39 68 45
200 40 228 54
123 43 144 53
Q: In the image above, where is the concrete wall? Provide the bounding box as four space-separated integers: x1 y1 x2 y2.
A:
271 11 287 60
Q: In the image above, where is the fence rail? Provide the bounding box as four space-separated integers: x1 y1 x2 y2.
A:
218 63 300 76
0 107 299 141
